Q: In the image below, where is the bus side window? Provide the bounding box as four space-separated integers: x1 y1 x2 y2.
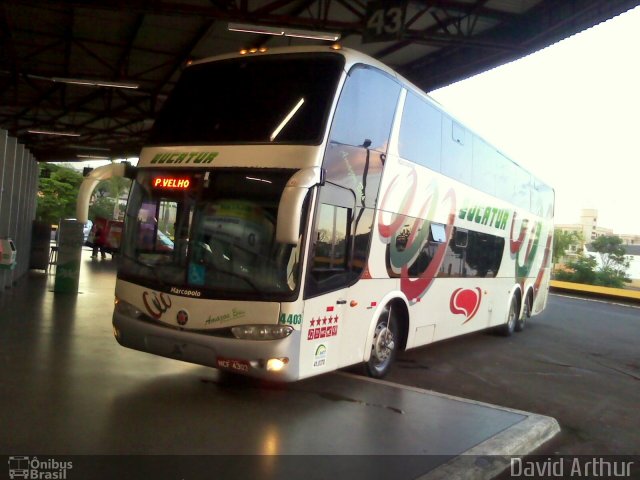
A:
441 117 472 185
454 228 468 248
430 223 447 243
398 92 442 171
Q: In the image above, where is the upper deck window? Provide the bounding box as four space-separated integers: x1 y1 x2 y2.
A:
329 65 400 152
148 53 345 146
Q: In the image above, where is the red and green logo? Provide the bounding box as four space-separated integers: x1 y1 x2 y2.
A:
377 170 457 303
450 288 482 323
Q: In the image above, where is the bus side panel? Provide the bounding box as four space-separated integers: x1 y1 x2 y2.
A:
338 278 402 367
365 140 553 348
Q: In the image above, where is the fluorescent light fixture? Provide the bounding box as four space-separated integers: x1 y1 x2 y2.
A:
77 154 110 160
52 77 139 89
270 98 305 142
283 28 341 41
228 22 340 42
28 129 81 137
229 23 284 36
69 145 111 152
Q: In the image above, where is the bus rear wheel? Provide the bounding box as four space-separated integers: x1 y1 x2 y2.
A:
364 306 398 378
515 295 531 332
499 296 518 337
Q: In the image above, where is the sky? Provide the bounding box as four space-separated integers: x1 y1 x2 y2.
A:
428 6 640 235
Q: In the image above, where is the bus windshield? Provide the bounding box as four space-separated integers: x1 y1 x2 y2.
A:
147 52 345 146
120 169 304 300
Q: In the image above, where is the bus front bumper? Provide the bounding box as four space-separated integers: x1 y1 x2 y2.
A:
112 311 300 381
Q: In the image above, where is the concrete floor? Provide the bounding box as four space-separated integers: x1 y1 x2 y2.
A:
386 293 640 457
0 250 558 479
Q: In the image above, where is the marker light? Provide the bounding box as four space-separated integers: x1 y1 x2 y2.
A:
266 358 289 371
240 47 267 55
231 324 293 340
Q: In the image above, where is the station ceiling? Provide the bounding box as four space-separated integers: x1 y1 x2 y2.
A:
1 0 638 162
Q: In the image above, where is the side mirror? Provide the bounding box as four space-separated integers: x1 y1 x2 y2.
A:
276 167 322 245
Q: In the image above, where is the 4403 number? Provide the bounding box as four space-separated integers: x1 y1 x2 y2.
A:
279 313 303 325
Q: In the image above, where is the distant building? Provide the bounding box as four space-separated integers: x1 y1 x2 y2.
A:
618 233 640 245
555 208 639 269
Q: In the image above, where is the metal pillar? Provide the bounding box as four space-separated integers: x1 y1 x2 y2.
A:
0 136 16 290
9 144 25 285
0 130 5 291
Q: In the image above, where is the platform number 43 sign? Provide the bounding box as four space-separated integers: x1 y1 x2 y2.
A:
364 0 407 43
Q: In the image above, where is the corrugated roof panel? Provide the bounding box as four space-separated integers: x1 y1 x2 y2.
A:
382 44 439 69
485 0 542 14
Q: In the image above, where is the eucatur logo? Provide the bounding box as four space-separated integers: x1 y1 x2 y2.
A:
449 288 482 323
142 291 172 319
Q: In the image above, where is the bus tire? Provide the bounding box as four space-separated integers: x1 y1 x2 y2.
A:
364 306 398 378
499 296 518 337
515 294 531 332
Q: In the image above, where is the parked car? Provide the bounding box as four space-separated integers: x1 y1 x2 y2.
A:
83 220 93 244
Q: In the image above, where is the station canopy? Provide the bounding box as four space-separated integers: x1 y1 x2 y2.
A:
1 0 638 162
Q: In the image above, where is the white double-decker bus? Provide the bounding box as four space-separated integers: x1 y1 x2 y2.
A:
79 46 554 381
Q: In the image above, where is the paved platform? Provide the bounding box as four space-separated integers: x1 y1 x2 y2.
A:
0 249 559 479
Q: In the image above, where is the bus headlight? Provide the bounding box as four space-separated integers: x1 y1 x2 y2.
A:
114 297 143 319
231 324 293 340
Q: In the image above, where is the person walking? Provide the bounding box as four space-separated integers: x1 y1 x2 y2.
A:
92 226 107 259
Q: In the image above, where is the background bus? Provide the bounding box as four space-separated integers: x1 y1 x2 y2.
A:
80 46 553 382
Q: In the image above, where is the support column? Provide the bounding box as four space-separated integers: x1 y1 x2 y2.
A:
0 130 6 291
15 149 33 278
0 136 16 290
25 153 37 272
10 144 25 285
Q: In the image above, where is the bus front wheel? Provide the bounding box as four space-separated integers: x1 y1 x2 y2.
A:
364 306 398 378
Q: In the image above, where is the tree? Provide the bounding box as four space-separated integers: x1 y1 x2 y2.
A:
555 254 597 284
88 195 116 220
555 235 631 288
591 235 628 271
552 229 582 264
36 164 84 225
590 235 630 288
